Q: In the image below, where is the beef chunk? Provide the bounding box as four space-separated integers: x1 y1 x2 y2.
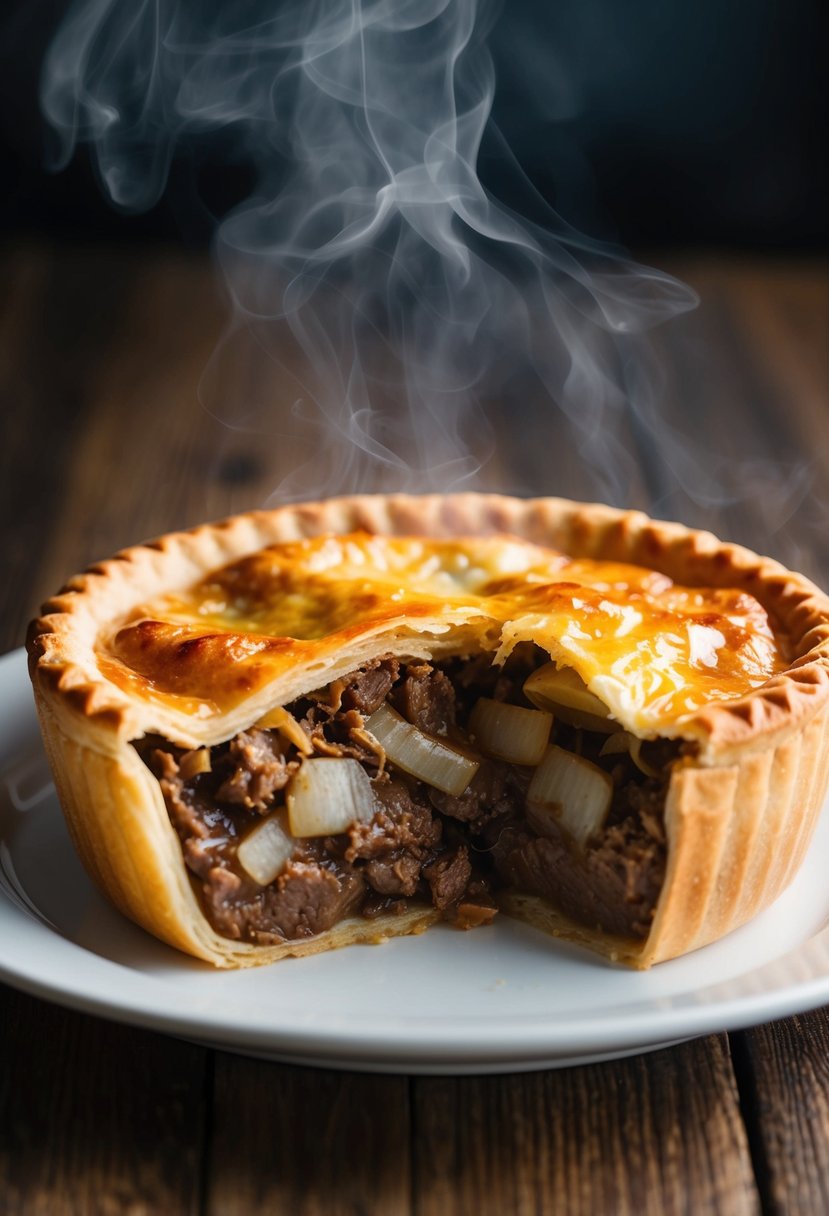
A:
488 800 666 940
348 779 442 860
215 730 297 812
429 759 524 828
615 780 669 843
340 657 400 715
300 705 385 766
394 662 456 735
151 748 245 881
204 861 366 942
364 855 422 897
423 846 473 911
348 779 442 899
152 749 207 839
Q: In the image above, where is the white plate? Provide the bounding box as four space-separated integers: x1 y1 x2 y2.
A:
3 647 829 1074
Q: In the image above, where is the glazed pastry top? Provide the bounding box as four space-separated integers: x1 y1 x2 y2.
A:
102 533 785 736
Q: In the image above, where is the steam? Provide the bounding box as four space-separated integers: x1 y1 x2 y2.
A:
43 0 809 545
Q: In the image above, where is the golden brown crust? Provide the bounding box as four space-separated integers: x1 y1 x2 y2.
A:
27 494 829 968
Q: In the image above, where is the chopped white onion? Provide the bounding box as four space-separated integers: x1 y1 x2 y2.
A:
287 757 377 838
365 703 479 796
254 705 313 756
523 663 617 733
527 745 613 848
468 697 552 766
237 811 295 886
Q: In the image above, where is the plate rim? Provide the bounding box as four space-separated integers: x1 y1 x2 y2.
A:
3 645 829 1069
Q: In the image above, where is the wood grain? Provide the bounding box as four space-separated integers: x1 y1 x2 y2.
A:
656 256 829 587
0 244 129 652
2 241 829 1216
732 1012 829 1215
0 240 283 649
205 1057 411 1216
412 1037 759 1216
0 986 207 1216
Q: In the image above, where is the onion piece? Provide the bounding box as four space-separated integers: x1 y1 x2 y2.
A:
254 705 313 756
179 748 211 780
365 703 479 796
599 731 662 778
287 757 377 838
523 663 618 734
237 810 295 886
527 745 612 848
468 697 552 766
629 739 662 779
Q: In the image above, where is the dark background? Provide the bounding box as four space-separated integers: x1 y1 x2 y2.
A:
0 0 826 252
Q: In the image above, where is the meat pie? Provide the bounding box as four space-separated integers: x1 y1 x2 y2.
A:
27 494 829 968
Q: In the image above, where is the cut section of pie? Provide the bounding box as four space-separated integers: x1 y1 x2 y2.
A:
27 494 829 967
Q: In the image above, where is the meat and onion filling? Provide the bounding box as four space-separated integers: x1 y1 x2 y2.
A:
136 648 672 946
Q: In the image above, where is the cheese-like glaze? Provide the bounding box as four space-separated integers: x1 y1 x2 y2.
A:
102 533 786 736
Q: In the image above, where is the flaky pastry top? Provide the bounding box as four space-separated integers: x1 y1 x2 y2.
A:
27 495 829 762
102 532 784 740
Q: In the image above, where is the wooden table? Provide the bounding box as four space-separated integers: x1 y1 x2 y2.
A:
1 241 828 1214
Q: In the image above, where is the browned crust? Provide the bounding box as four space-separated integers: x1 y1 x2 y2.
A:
638 703 829 965
26 494 829 968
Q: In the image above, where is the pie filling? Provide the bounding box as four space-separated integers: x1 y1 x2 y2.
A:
116 532 788 949
136 647 674 946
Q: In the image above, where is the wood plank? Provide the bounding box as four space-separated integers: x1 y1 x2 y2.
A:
0 985 207 1216
672 259 829 484
21 246 354 606
0 242 136 652
15 246 829 617
656 256 829 585
23 249 228 605
6 241 829 1215
205 1056 411 1215
732 1011 829 1215
718 261 829 585
412 1037 759 1216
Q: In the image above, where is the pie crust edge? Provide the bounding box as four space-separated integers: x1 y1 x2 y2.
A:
27 493 829 968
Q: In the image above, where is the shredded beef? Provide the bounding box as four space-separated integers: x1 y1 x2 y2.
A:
300 704 384 765
215 730 298 812
423 847 473 911
204 861 366 943
616 780 669 843
442 645 543 713
393 662 456 735
361 894 408 919
429 759 524 828
339 657 400 714
153 749 207 839
485 795 666 940
348 779 442 860
150 748 248 881
347 780 445 900
140 650 671 948
365 855 422 897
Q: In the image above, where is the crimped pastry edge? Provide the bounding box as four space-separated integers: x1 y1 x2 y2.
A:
27 493 829 968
